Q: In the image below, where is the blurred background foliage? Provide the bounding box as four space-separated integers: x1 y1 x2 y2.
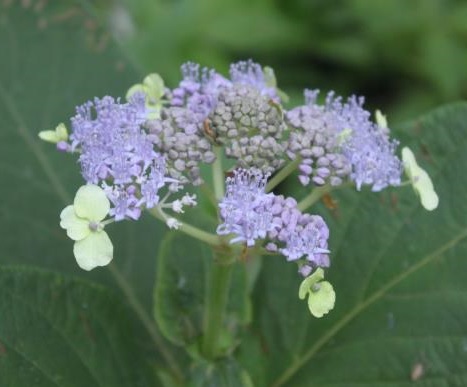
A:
2 1 467 385
95 0 467 122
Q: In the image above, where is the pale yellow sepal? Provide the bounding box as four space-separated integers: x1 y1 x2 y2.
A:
126 73 165 119
38 123 68 143
402 147 439 211
74 185 110 221
59 184 114 270
59 205 90 241
74 231 113 271
336 128 353 146
375 110 388 128
263 66 289 103
298 268 336 318
307 281 336 318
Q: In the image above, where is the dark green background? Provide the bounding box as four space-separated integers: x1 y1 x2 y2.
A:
1 1 467 386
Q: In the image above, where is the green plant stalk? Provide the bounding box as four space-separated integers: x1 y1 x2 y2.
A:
298 182 353 211
148 207 219 246
212 146 225 200
266 157 301 192
202 258 233 359
297 185 332 211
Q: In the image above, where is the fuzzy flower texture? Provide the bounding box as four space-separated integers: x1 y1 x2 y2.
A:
40 59 437 315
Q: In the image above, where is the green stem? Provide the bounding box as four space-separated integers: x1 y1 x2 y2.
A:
297 185 332 212
108 264 184 382
266 157 301 192
212 146 225 200
202 257 233 359
148 208 220 247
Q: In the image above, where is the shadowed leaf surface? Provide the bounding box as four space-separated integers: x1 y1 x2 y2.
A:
239 103 467 387
0 267 154 387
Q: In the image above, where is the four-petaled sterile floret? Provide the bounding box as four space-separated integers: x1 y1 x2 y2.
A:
298 268 336 318
60 185 114 271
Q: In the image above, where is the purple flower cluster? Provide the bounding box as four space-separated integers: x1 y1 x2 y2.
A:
169 60 280 120
217 169 330 274
286 90 402 191
123 60 288 190
217 169 274 246
69 95 173 220
210 84 287 173
53 59 404 236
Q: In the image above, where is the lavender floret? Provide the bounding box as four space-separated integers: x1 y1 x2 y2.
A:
170 62 231 121
286 90 402 191
217 169 330 271
69 95 173 220
217 169 276 246
230 60 279 101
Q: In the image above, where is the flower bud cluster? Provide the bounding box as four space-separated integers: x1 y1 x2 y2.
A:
217 169 330 274
210 85 287 172
287 90 402 191
147 107 216 185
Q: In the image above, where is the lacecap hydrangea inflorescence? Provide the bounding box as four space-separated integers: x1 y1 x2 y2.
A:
39 59 438 317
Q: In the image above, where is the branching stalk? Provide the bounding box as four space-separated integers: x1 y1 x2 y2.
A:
266 157 301 192
297 185 332 211
201 255 233 359
212 146 225 200
148 207 220 247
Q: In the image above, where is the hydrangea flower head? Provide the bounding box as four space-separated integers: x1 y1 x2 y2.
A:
298 268 336 318
60 185 113 271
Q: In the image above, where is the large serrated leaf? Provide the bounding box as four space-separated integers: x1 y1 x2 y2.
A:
0 266 154 387
240 103 467 387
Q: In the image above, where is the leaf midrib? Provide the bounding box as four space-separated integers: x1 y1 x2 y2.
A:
2 285 105 387
270 226 467 387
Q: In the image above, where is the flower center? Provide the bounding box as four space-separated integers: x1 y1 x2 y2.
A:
88 221 101 232
311 283 321 293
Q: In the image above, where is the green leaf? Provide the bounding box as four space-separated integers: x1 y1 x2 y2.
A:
188 357 254 387
0 2 174 381
154 233 250 349
0 266 154 387
241 103 467 386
